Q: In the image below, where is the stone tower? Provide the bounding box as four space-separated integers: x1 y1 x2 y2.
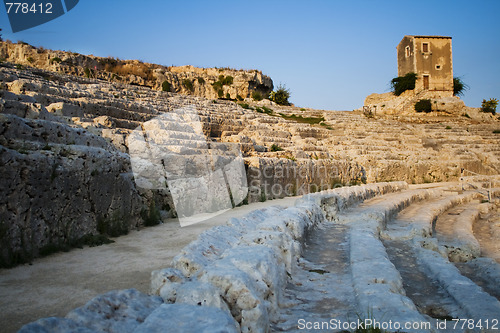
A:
397 35 453 97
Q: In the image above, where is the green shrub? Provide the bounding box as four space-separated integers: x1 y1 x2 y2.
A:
27 57 34 63
493 129 500 134
251 91 263 101
414 99 432 113
481 98 498 114
182 79 194 92
261 106 273 114
220 75 233 85
84 67 91 78
162 80 171 92
271 144 284 152
300 108 306 111
197 77 205 84
453 77 468 96
141 201 162 226
15 64 25 70
217 89 224 98
212 81 223 90
270 84 291 106
391 72 417 96
238 103 251 109
50 57 62 64
445 125 452 129
225 92 231 99
236 94 243 101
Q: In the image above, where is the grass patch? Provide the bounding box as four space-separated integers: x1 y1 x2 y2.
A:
39 243 70 257
39 233 115 258
97 211 129 237
75 234 114 248
261 106 273 113
271 144 284 152
320 122 333 130
238 103 252 110
278 113 325 125
308 269 329 275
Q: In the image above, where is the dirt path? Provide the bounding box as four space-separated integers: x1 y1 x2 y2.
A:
0 197 298 333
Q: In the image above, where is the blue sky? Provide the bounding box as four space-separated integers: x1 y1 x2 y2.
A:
2 0 499 110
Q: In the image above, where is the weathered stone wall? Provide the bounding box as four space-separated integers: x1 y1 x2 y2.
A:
245 157 366 202
0 94 144 267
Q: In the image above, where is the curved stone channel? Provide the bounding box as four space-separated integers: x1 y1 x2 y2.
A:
272 222 356 331
382 239 460 320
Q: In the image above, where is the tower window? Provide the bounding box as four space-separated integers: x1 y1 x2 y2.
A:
405 46 410 57
435 65 441 70
422 43 429 53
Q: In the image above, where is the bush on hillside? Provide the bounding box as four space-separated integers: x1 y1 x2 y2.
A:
391 72 417 96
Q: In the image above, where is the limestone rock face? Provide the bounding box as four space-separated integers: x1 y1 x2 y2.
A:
0 86 144 267
0 41 273 100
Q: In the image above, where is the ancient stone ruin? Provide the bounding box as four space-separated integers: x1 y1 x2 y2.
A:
0 41 499 332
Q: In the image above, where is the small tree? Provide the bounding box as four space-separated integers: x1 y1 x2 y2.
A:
270 84 291 106
391 72 417 96
453 77 468 97
481 98 498 114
